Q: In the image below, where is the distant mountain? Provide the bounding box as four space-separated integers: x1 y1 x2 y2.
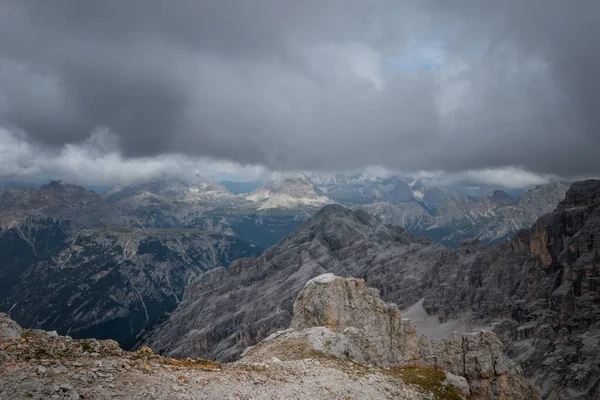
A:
359 182 569 247
220 180 263 194
0 181 126 229
190 178 335 249
244 177 334 212
0 181 261 348
105 177 236 228
313 174 415 205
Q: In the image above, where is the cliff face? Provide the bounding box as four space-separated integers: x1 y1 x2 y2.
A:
421 180 600 398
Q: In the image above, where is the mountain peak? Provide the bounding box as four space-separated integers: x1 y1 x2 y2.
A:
490 189 516 206
557 179 600 209
245 178 334 211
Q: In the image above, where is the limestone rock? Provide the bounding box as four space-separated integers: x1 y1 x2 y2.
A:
0 313 22 341
245 274 540 399
291 273 420 365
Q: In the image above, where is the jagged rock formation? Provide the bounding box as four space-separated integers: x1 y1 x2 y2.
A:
0 181 126 229
147 180 600 399
421 179 600 399
244 274 539 399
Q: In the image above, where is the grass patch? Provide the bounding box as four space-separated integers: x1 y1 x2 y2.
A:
391 367 464 400
80 342 93 352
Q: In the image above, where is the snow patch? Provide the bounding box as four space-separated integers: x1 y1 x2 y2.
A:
306 273 337 285
412 190 424 200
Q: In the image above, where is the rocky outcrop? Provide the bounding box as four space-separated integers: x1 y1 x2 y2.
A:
244 274 539 399
291 274 420 365
0 313 22 341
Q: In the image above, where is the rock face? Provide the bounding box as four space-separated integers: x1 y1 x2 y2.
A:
421 180 600 399
291 274 420 365
245 274 539 399
0 313 22 341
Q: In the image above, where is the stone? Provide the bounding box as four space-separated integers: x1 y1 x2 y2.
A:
0 313 22 341
443 372 470 398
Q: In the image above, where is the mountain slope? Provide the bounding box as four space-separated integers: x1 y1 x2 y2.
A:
0 182 262 349
0 221 260 349
145 205 447 361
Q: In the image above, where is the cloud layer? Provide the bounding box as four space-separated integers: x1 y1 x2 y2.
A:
0 0 598 180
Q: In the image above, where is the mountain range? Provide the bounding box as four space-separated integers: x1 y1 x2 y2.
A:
0 175 584 398
146 179 600 399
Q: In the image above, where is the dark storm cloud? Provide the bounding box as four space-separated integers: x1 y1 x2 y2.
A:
0 0 598 176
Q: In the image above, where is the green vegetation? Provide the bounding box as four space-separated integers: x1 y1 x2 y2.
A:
391 367 463 400
80 342 93 352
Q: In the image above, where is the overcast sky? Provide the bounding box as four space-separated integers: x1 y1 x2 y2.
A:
0 0 598 187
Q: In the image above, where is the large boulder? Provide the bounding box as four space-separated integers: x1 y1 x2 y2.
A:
291 273 420 365
0 313 22 342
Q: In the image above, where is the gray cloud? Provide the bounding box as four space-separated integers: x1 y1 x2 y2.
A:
0 0 598 178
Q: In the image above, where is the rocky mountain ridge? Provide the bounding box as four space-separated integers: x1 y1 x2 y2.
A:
359 181 569 246
0 181 126 229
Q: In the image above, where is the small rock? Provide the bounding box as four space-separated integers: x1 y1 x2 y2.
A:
98 388 118 398
37 365 47 374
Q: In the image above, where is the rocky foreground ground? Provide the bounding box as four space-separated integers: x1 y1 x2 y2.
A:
1 323 435 399
1 274 540 399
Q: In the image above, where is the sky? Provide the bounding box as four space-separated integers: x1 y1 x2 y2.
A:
0 0 598 188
